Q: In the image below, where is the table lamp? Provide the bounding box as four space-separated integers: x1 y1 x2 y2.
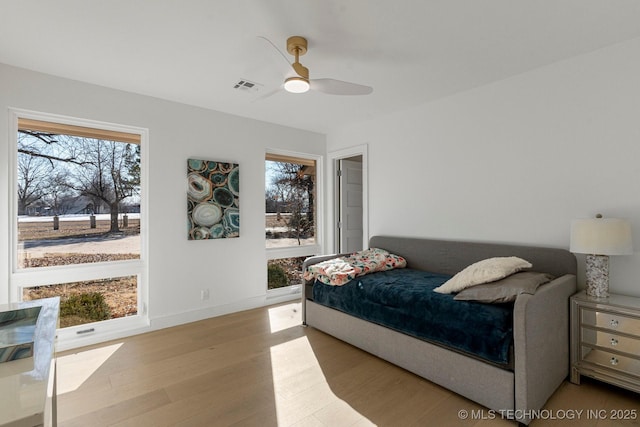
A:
570 214 633 298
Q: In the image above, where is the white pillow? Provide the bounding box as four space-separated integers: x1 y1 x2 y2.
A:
433 256 532 294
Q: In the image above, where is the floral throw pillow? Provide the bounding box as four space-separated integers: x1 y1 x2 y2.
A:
346 248 407 275
303 257 359 286
304 248 407 286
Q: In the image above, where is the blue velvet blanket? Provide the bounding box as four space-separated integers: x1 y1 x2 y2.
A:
312 268 514 365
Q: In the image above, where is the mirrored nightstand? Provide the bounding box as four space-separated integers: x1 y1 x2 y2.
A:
570 290 640 393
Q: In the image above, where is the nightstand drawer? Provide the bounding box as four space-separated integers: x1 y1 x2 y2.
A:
581 347 640 377
581 327 640 355
581 308 640 337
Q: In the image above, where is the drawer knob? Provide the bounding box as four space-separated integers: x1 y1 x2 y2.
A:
610 338 619 346
610 357 619 366
610 319 619 328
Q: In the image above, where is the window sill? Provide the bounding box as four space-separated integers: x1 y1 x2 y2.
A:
267 284 302 300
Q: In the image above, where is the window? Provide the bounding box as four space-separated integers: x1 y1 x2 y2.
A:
10 110 148 345
266 151 322 291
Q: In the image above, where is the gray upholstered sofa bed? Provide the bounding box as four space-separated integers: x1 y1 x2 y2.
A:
302 236 577 425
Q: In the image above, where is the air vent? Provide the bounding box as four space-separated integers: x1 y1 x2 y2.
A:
233 79 262 93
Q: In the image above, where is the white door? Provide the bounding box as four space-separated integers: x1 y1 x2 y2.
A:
338 158 363 253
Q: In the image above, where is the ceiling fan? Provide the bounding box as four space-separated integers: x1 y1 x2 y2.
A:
259 35 373 96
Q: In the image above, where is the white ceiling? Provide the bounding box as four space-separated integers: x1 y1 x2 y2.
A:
2 0 640 134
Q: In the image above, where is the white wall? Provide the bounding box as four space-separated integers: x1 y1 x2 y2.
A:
0 64 325 325
328 37 640 297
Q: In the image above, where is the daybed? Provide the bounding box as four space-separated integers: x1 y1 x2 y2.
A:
301 236 577 425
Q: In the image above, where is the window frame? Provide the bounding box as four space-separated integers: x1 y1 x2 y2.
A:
265 148 323 295
8 108 149 349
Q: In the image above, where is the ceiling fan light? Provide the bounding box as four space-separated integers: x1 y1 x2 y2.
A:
284 77 310 93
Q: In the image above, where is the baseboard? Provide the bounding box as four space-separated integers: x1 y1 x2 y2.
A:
150 291 301 331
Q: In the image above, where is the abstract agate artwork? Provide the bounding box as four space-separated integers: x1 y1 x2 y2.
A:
187 159 240 239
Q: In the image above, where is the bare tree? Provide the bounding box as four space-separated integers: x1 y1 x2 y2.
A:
270 162 314 245
18 130 84 166
17 150 52 215
42 172 72 215
17 130 86 215
17 128 140 235
68 138 139 233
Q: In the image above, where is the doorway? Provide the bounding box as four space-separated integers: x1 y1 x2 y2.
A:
337 156 363 253
330 145 368 253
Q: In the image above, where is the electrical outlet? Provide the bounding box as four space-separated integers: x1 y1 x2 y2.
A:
200 289 210 301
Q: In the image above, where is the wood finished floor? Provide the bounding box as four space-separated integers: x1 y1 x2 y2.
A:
56 302 640 427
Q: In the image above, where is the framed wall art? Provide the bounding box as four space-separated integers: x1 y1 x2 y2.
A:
187 158 239 239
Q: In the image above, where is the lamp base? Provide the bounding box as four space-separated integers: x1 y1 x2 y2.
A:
585 254 610 298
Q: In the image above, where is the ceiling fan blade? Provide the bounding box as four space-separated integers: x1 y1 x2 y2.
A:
256 36 294 73
251 86 283 102
310 78 373 95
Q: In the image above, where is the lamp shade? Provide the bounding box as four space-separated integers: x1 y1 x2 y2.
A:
570 217 633 255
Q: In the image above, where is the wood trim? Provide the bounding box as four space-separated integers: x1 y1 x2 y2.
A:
265 153 315 167
18 118 140 144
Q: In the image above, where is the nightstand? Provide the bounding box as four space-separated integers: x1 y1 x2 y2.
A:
570 290 640 393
